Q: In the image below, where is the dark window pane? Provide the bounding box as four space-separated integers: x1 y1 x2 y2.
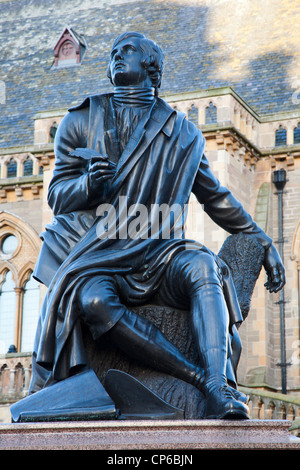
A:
205 102 217 124
23 157 33 176
275 126 287 146
188 105 198 126
294 123 300 144
7 159 17 178
49 122 58 142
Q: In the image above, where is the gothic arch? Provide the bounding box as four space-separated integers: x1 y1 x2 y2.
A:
0 262 18 286
0 211 41 263
18 263 35 288
0 211 41 352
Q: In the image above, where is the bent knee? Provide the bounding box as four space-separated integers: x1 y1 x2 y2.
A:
175 250 222 292
78 276 117 313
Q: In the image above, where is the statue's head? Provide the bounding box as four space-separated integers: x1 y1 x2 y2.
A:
107 32 164 91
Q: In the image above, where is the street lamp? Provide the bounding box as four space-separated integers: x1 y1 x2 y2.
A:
272 169 288 394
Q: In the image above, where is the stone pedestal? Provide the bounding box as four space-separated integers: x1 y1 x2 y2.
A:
0 419 299 450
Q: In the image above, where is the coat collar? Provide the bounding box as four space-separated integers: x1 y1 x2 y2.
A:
69 93 176 186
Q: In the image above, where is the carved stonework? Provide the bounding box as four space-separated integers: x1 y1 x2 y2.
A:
205 129 259 168
0 211 41 284
270 153 296 172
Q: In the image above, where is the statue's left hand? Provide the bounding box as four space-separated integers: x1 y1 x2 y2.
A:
263 244 286 293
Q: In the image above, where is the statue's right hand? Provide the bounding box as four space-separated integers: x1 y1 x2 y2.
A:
88 155 116 194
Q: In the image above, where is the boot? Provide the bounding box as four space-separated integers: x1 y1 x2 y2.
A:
204 382 250 419
191 283 250 419
228 386 250 405
226 357 250 404
109 309 205 389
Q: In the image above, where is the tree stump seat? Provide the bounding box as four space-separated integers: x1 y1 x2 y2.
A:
83 233 265 419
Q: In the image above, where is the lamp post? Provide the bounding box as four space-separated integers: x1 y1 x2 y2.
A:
272 169 288 394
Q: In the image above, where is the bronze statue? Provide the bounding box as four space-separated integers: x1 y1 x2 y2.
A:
14 32 285 421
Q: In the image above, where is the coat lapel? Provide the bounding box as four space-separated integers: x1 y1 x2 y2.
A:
112 98 175 183
88 94 114 155
74 94 176 197
103 98 120 164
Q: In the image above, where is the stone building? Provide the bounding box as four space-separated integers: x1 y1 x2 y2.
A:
0 0 299 423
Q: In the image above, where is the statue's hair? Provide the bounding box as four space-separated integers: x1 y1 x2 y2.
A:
107 31 165 91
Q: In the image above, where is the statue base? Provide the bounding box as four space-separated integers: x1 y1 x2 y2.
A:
0 419 299 450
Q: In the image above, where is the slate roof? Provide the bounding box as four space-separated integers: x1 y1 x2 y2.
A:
1 0 300 148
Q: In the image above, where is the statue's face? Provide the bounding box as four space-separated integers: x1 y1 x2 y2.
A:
109 37 152 87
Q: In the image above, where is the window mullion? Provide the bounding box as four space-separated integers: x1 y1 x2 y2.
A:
14 287 24 352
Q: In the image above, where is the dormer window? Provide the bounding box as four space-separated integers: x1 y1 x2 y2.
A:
53 26 87 68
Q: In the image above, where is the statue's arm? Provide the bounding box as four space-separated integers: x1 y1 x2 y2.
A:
192 153 285 292
48 109 103 215
192 153 271 246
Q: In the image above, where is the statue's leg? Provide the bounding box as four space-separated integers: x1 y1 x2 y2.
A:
160 250 249 419
78 275 204 389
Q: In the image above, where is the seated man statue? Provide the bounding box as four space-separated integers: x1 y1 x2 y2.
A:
29 32 285 420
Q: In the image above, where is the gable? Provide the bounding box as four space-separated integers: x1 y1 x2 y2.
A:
53 26 87 67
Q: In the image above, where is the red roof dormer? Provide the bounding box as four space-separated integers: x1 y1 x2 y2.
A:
53 26 87 67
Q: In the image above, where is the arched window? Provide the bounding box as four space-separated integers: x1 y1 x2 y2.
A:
188 105 199 126
7 158 17 178
23 157 33 177
0 271 16 354
1 234 18 256
294 123 300 144
275 125 287 147
205 101 217 124
20 273 40 352
0 213 42 354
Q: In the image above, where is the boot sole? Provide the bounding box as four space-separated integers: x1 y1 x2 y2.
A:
205 409 250 420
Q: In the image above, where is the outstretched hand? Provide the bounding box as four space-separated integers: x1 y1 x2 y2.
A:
263 244 285 293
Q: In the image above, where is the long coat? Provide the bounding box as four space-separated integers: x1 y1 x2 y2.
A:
30 94 272 391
